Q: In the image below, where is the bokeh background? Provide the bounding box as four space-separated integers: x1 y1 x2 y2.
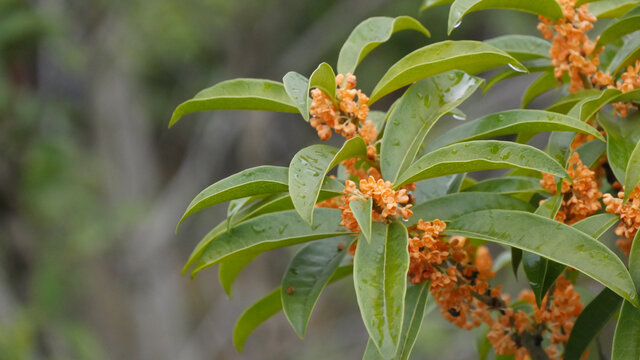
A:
1 0 602 359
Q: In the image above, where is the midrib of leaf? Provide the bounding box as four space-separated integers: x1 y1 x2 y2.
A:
398 284 427 358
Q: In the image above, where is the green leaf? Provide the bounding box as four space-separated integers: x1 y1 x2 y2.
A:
564 288 622 360
427 110 604 151
413 174 467 203
599 111 640 184
289 137 367 224
483 59 553 94
396 140 568 188
233 265 354 352
512 248 523 278
396 282 431 360
485 35 551 61
420 0 454 12
447 0 563 34
607 34 640 74
612 301 640 359
573 139 607 168
337 16 430 75
283 71 310 121
624 140 640 201
233 287 282 352
350 197 373 244
227 197 254 231
446 209 639 306
590 0 639 18
308 62 336 102
409 192 534 226
219 253 259 297
192 209 350 274
177 166 289 228
381 71 483 182
368 110 388 133
281 237 351 338
597 15 640 48
567 88 621 121
546 89 602 114
354 222 410 359
369 41 524 104
462 176 545 194
522 72 558 108
169 79 298 127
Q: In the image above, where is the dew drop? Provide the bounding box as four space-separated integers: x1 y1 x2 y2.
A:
508 63 527 73
453 20 462 29
452 114 466 121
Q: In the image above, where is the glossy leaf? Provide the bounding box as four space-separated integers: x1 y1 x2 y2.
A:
354 222 410 359
409 192 534 226
590 0 639 18
447 0 563 34
483 59 553 94
607 34 640 74
428 110 604 151
192 209 350 274
564 288 622 360
219 253 259 297
307 62 336 102
599 111 640 184
381 71 483 182
226 197 254 230
413 173 467 203
396 140 568 188
567 88 621 121
485 35 551 61
597 15 640 48
350 197 373 244
281 237 351 338
337 16 430 75
169 79 298 127
522 72 558 108
624 140 640 201
446 209 639 306
283 71 310 121
463 176 545 194
289 137 367 224
420 0 454 12
546 89 601 114
369 40 523 104
233 287 282 352
612 301 640 359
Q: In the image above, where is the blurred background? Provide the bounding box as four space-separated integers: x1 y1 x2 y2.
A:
0 0 585 359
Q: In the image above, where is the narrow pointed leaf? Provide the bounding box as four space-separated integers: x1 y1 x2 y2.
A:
564 288 622 360
169 79 298 127
409 192 534 225
307 62 336 102
612 301 640 359
567 88 621 121
283 71 310 121
597 15 640 48
289 137 367 224
354 222 410 359
233 287 282 352
463 176 545 194
447 0 563 34
396 282 431 360
607 34 640 74
590 0 639 18
512 248 523 278
428 110 603 151
396 140 568 188
281 237 351 338
350 197 373 243
446 209 639 306
192 209 350 274
369 41 524 104
381 71 483 182
413 173 467 203
624 141 640 201
598 111 640 184
483 59 554 94
219 253 259 297
485 35 551 61
337 16 430 75
227 197 254 230
522 72 558 108
546 89 601 114
420 0 454 12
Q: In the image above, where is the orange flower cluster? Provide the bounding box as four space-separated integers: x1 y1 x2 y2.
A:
339 176 413 232
604 185 640 255
489 275 583 360
309 73 375 145
541 152 602 224
538 0 599 93
610 60 640 117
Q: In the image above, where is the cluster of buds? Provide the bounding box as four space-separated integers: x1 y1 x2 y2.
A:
538 0 599 93
609 60 640 117
339 176 413 233
541 152 602 224
604 185 640 255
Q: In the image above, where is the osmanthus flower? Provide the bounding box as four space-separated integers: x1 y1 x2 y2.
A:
610 60 640 117
540 152 602 224
339 176 413 233
603 185 640 255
